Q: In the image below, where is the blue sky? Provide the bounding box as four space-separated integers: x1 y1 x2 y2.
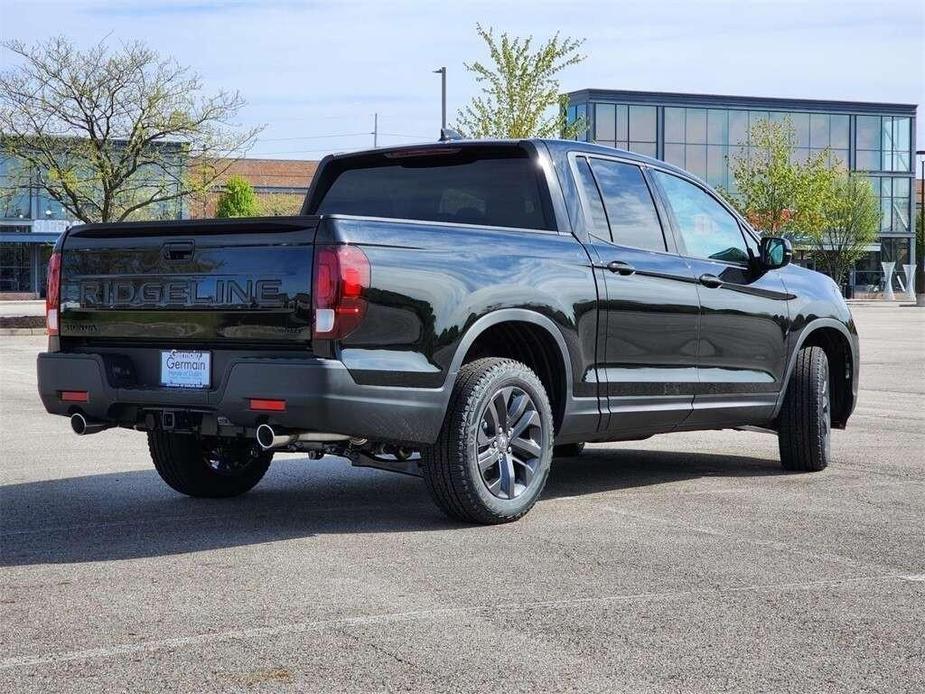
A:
1 0 922 160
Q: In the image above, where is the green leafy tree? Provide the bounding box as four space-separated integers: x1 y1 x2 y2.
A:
0 36 261 223
806 174 880 286
725 117 880 288
723 118 833 235
215 175 259 218
456 24 586 139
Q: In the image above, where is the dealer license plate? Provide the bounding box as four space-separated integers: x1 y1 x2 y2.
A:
160 350 211 389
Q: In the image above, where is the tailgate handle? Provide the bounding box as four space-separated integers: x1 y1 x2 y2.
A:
163 241 194 261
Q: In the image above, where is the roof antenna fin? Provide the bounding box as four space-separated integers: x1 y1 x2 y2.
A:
439 128 464 142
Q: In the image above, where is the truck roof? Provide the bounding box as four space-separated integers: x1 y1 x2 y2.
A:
324 138 691 178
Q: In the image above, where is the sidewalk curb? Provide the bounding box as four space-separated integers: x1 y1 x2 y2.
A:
0 328 46 336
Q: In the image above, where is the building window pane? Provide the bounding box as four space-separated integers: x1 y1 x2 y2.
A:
615 105 629 142
831 149 849 168
893 117 911 151
595 103 616 141
791 113 810 148
0 242 33 292
881 238 910 265
856 116 880 150
810 113 829 148
830 115 849 149
707 109 728 145
893 201 910 232
706 145 727 188
856 150 879 171
589 159 666 252
665 144 685 167
628 142 657 158
880 197 892 231
769 111 788 126
881 117 896 152
628 106 656 143
685 144 707 177
729 110 748 146
685 109 707 144
665 108 685 144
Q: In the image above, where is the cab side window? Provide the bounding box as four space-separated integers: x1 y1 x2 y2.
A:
574 157 609 238
652 170 750 264
589 159 667 252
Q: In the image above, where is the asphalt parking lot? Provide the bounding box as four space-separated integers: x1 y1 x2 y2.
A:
1 303 923 693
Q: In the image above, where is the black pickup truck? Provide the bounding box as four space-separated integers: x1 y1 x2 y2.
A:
37 139 859 524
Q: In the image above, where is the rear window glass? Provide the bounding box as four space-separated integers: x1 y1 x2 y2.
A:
314 152 552 230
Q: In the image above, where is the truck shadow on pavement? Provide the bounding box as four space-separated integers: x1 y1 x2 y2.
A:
0 448 786 566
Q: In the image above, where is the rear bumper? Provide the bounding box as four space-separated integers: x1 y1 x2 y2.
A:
37 352 449 445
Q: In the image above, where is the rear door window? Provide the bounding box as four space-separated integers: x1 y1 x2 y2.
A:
314 151 553 230
588 159 667 252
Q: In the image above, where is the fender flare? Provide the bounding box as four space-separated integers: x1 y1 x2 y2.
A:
772 317 858 419
443 308 574 398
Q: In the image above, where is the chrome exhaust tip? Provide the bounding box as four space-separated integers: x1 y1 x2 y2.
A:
256 424 350 450
256 423 296 450
70 412 111 436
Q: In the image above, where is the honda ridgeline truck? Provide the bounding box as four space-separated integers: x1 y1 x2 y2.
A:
37 139 859 524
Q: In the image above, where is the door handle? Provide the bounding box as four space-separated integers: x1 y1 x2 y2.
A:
607 260 636 276
698 273 723 288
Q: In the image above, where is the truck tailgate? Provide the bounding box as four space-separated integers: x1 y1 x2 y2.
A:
59 217 318 346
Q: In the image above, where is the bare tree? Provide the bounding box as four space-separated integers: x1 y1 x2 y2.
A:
0 36 262 223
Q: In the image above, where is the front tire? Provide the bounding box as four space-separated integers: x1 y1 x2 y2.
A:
778 346 831 472
148 432 272 498
422 358 554 524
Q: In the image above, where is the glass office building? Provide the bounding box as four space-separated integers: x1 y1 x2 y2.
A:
566 90 917 293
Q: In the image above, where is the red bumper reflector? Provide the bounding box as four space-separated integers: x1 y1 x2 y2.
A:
249 398 286 412
60 391 89 403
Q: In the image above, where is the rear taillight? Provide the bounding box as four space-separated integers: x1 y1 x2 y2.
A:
312 245 370 339
46 251 61 336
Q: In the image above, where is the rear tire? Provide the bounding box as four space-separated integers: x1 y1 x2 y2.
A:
422 358 554 524
148 432 272 498
778 346 831 472
553 442 585 458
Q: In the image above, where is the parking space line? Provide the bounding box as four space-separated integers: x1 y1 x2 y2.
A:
0 574 906 671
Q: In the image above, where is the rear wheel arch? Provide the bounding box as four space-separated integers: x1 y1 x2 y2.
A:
447 310 572 434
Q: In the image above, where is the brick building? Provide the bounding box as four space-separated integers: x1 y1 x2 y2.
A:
189 158 319 219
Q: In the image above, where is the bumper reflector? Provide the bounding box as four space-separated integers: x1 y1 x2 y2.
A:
60 391 89 403
249 398 286 412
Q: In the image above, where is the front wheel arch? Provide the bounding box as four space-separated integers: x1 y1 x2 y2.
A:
775 320 857 429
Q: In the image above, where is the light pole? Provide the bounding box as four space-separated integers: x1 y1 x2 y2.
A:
433 67 447 131
916 150 924 305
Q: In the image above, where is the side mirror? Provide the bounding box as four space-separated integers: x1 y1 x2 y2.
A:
759 237 792 270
